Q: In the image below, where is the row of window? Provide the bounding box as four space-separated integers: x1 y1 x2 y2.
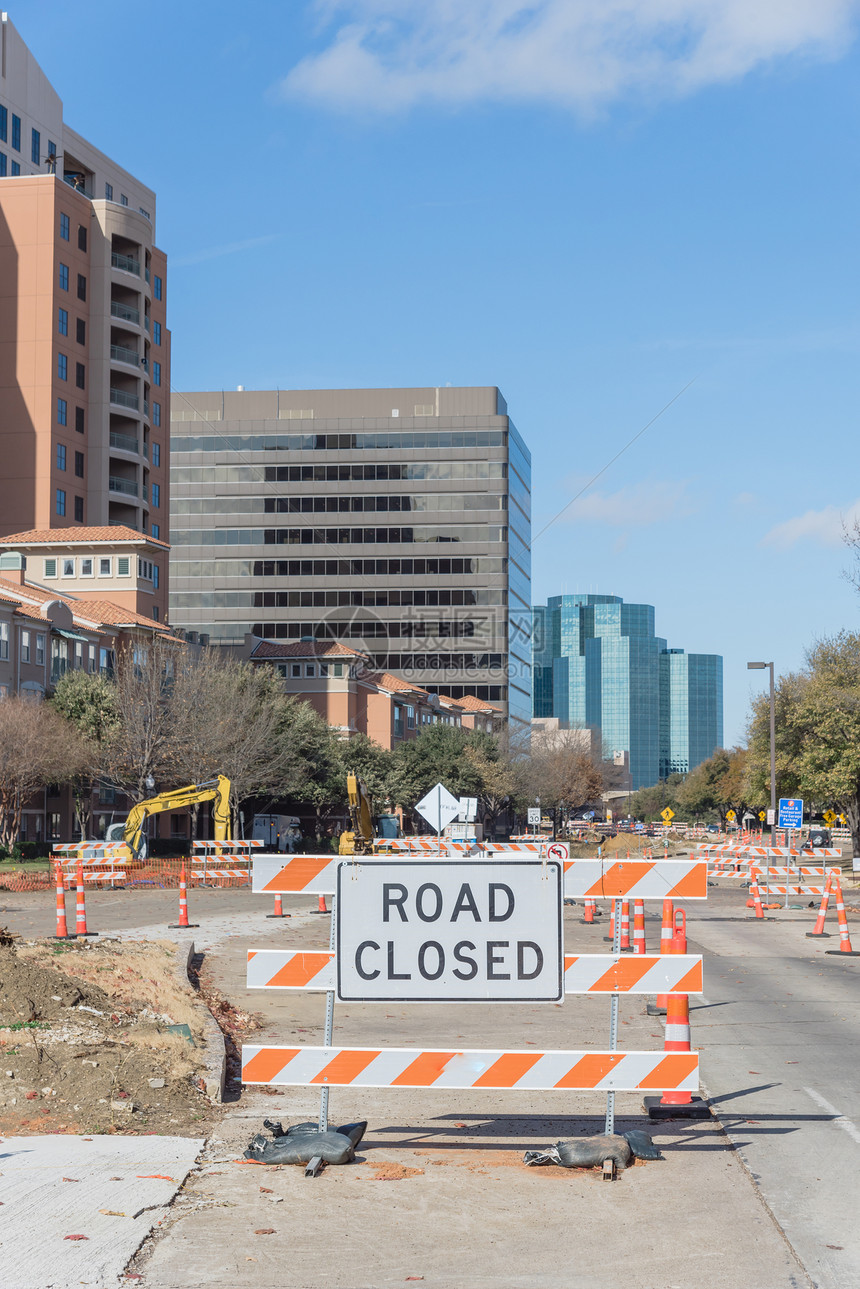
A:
58 263 87 300
43 554 157 581
252 588 505 608
58 309 86 345
55 490 83 521
173 430 508 454
57 354 86 388
170 494 507 517
55 445 85 476
0 623 46 666
58 212 87 251
250 630 506 673
56 401 86 433
247 557 503 578
171 462 508 486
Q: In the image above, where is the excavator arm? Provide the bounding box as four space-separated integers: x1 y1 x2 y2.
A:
339 772 375 855
121 775 231 858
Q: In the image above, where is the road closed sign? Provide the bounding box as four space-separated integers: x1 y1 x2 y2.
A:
336 860 563 1004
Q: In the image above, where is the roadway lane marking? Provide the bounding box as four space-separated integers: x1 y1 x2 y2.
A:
805 1088 860 1145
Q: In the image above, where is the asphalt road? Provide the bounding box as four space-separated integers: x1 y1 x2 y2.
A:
685 888 860 1289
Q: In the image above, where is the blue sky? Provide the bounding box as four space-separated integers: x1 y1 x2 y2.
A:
14 0 860 747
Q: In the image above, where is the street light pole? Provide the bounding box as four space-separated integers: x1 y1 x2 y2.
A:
748 661 776 845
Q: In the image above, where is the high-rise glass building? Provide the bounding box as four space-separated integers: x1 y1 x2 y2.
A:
170 386 531 729
532 593 722 789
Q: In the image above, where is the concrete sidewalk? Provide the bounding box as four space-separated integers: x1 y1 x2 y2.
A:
0 1134 203 1289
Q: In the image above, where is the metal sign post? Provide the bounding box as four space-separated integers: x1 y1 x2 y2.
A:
605 897 622 1135
318 892 337 1133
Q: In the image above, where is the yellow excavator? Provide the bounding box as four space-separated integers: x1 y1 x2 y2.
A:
105 775 231 861
339 772 376 855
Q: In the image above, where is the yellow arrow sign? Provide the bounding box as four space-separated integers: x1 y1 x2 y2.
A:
660 807 675 822
726 809 736 822
823 810 837 826
758 811 766 822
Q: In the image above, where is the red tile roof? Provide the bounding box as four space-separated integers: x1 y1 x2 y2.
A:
367 671 431 697
452 693 503 713
0 578 170 634
251 639 370 661
0 525 169 550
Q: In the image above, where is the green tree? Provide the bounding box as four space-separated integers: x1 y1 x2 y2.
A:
0 698 90 849
391 724 485 825
625 774 685 823
51 670 121 836
677 748 750 826
747 633 860 853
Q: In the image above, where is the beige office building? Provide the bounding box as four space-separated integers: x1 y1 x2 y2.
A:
170 387 532 727
0 15 170 585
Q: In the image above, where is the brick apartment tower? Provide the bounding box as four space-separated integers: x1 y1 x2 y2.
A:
0 15 170 553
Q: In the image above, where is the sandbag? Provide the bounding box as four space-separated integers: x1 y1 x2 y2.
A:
523 1134 632 1170
244 1119 367 1166
622 1129 663 1161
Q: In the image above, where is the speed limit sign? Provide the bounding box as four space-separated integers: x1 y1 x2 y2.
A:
546 841 569 862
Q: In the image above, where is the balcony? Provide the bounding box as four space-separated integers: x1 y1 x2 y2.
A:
142 482 148 502
142 441 149 460
109 476 138 497
144 316 150 333
110 431 139 454
111 301 140 326
144 400 150 419
145 266 151 284
110 344 140 367
111 251 140 276
110 388 140 411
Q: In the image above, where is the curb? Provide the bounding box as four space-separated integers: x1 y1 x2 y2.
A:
176 939 226 1104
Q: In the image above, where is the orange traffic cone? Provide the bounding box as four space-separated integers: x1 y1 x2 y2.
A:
620 901 631 952
267 892 290 919
54 863 71 939
583 898 595 924
806 872 833 938
604 902 616 942
649 899 674 1015
74 862 97 937
310 894 330 914
748 880 765 919
826 879 860 955
169 864 199 929
633 899 646 954
646 985 709 1119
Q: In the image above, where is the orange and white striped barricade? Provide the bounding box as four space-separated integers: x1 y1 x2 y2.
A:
561 858 707 901
241 1045 698 1094
246 949 704 997
191 838 258 887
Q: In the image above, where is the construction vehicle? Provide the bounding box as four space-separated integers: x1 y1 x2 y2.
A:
105 775 231 860
338 773 399 854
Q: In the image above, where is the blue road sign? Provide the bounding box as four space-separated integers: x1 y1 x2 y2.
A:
778 798 804 830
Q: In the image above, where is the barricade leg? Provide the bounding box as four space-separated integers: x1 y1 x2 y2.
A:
75 862 97 937
604 902 616 942
826 880 860 956
53 863 71 940
806 873 832 937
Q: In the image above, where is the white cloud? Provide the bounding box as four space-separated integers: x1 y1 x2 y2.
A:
278 0 859 112
171 235 278 269
556 477 693 527
761 499 860 549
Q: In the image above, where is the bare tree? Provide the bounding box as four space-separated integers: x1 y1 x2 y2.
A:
521 727 604 822
0 698 90 849
100 635 181 804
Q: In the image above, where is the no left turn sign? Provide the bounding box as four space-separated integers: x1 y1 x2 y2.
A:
546 842 569 862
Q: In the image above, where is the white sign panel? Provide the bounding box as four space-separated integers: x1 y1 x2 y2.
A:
527 807 541 826
336 860 563 1003
459 796 478 822
416 783 461 834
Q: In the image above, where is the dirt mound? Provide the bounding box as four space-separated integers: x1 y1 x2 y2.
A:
0 939 220 1137
0 947 114 1024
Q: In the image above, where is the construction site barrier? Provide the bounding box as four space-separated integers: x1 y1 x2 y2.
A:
246 949 703 995
241 1045 699 1092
